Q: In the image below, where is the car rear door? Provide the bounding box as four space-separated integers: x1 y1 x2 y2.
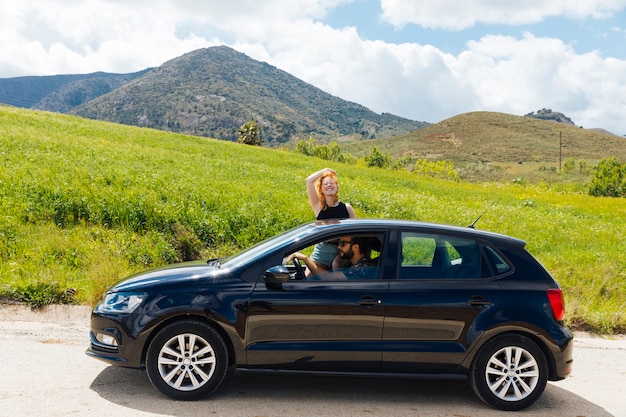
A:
381 229 502 373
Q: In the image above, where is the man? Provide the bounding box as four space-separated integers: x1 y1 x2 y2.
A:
327 236 377 280
288 236 379 280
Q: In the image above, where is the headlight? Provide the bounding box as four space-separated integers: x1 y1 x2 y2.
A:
95 292 146 314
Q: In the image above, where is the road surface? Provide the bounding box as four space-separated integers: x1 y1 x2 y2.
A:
1 303 624 417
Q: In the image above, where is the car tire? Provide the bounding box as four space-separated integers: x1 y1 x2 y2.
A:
146 320 228 400
469 333 548 411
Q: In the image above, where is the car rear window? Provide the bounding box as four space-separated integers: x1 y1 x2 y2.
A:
483 245 512 275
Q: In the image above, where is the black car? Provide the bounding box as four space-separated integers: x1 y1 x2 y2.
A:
86 219 573 411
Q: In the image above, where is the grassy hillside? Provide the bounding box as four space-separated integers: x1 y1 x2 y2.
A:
1 106 624 333
342 111 626 182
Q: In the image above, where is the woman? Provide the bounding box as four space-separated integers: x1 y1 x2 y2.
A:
290 168 356 275
306 168 356 221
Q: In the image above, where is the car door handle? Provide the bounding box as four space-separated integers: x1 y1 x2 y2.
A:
468 295 492 306
358 296 382 306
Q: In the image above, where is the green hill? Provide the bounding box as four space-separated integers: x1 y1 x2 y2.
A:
343 111 626 182
0 106 624 333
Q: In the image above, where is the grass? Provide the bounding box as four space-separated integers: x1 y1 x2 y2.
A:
0 106 624 333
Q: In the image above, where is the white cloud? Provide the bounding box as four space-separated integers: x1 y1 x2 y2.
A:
450 33 626 131
0 0 213 76
0 0 348 76
379 0 626 30
0 0 625 134
259 26 626 131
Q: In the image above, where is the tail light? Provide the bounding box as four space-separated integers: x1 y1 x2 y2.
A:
547 289 565 321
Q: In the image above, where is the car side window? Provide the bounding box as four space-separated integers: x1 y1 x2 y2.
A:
287 235 383 281
399 232 480 279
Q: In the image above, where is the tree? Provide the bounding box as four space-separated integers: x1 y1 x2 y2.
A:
237 121 262 146
365 147 392 168
588 157 626 197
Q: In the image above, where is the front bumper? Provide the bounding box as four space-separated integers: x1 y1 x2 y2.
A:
85 312 146 368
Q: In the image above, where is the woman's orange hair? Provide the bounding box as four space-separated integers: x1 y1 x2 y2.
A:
314 171 339 210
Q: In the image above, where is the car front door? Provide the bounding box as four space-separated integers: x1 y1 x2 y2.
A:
245 235 388 372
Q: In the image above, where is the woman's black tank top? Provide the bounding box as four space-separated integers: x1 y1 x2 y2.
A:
317 202 350 220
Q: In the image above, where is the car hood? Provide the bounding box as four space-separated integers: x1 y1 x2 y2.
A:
111 260 222 292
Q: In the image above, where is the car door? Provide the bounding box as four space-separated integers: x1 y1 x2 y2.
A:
245 234 388 372
381 229 502 373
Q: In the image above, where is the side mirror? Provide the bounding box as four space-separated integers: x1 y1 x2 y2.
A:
264 265 290 290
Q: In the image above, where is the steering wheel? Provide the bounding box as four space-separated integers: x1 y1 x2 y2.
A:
292 257 306 280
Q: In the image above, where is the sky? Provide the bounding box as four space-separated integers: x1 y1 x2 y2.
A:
1 0 626 136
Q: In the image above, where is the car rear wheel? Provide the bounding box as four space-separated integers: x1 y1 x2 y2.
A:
146 320 228 400
470 334 548 411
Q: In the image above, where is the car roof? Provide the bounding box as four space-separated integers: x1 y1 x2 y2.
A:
306 218 527 248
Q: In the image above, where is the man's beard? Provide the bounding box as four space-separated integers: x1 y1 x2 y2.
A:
339 249 353 260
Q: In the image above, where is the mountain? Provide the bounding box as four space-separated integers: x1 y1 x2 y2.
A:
0 47 427 144
69 46 427 143
0 71 149 110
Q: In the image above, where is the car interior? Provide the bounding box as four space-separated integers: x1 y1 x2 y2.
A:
285 234 384 281
399 233 483 279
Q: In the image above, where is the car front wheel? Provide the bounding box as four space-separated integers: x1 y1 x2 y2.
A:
146 320 228 400
470 334 548 411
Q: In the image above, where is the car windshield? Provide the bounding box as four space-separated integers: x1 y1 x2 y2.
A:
221 224 313 269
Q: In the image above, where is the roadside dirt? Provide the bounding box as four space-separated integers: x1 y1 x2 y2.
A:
1 303 625 417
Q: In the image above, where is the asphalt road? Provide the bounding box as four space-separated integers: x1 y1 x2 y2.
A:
1 304 624 417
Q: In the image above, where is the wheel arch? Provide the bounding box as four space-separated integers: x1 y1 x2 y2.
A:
140 313 237 368
464 327 559 379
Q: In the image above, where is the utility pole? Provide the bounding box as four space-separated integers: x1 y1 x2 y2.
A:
559 131 562 172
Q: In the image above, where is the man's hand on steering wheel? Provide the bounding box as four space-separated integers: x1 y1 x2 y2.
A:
292 257 306 280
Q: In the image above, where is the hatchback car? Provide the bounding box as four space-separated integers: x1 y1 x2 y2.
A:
86 219 573 411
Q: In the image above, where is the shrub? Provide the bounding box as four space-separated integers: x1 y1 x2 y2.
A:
412 159 460 181
295 138 315 156
365 147 392 168
588 157 625 197
295 138 354 163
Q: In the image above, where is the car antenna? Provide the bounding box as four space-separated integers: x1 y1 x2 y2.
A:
468 202 494 228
